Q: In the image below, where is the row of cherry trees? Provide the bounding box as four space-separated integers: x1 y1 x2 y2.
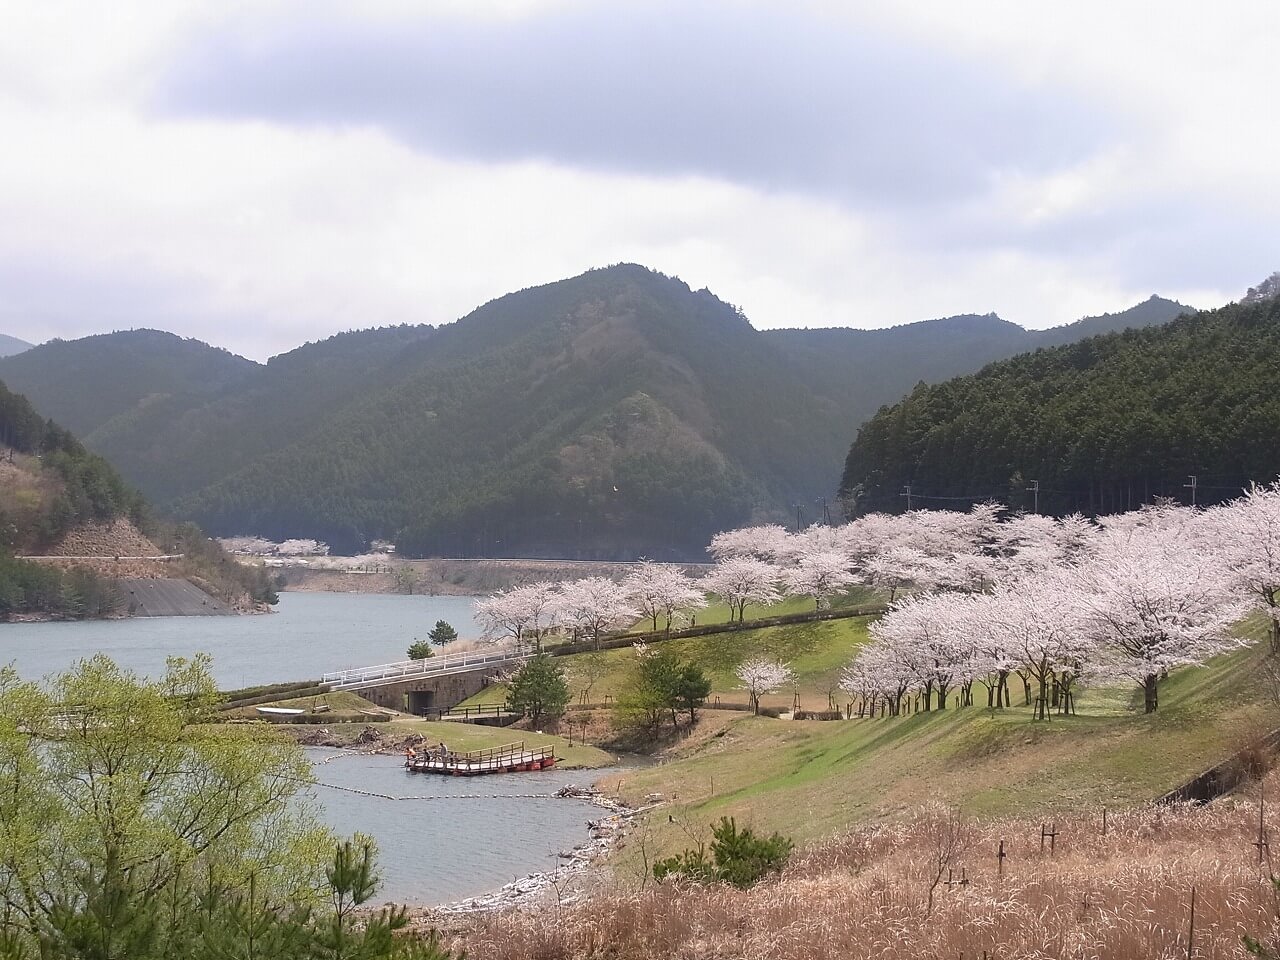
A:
837 485 1280 717
475 483 1279 717
473 563 706 651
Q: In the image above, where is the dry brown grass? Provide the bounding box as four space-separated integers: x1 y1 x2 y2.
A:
447 778 1280 959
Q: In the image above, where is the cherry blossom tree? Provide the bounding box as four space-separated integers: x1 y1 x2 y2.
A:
708 524 793 562
704 557 781 622
842 632 925 718
868 593 978 711
1202 483 1280 653
863 546 939 601
474 581 559 651
1073 523 1248 713
623 561 706 633
554 576 637 649
737 658 794 714
987 576 1094 719
834 512 912 567
783 549 858 609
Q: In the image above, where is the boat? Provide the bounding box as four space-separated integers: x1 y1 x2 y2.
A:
404 739 558 776
255 706 306 717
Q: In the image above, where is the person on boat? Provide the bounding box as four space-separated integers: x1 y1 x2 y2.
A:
438 741 449 757
404 746 416 763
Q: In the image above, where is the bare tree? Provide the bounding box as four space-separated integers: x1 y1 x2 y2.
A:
918 804 973 916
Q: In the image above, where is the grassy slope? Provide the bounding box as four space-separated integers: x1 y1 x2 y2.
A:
460 614 872 711
599 632 1278 857
461 590 879 711
433 599 1280 858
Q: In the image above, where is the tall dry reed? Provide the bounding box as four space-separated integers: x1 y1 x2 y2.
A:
447 781 1280 959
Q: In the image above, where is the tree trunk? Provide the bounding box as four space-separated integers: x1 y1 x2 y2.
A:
1142 673 1159 713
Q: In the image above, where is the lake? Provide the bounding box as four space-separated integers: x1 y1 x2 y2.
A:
308 748 610 903
0 592 612 903
0 592 481 688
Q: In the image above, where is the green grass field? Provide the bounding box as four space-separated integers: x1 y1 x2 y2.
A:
459 591 879 713
596 634 1279 858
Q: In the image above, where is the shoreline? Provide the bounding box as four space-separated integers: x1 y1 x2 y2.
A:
306 742 655 917
422 785 655 917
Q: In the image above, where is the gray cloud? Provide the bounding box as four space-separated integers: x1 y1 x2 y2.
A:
155 2 1116 207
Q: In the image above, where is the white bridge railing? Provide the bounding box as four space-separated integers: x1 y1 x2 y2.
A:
322 648 528 690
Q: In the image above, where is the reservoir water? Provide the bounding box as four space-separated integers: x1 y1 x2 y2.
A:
308 748 609 903
1 592 610 902
0 592 480 688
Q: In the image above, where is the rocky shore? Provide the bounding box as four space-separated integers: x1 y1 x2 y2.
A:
420 785 659 917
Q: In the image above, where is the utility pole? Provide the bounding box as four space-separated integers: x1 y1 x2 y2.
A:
1026 479 1041 514
793 504 803 533
815 497 832 526
1184 475 1198 507
900 485 913 511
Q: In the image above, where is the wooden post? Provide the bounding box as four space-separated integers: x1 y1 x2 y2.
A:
1102 807 1108 836
997 839 1006 878
1257 782 1270 866
1041 822 1058 855
1187 885 1196 960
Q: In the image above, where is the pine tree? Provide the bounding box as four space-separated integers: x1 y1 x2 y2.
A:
428 621 458 646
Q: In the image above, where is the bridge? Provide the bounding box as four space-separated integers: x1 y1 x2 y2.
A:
322 647 528 714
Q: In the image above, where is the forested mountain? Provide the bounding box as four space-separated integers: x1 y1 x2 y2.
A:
0 266 1191 557
0 330 255 438
0 379 145 550
839 295 1280 516
762 295 1190 428
0 334 31 358
0 379 274 618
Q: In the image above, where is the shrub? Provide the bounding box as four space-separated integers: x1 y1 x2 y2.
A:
794 709 843 721
653 816 793 889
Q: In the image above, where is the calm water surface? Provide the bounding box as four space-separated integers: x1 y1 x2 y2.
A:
308 749 612 903
0 592 479 687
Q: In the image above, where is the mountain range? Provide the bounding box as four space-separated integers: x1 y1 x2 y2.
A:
0 265 1192 557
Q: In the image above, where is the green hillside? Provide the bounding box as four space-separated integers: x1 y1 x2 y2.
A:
598 616 1277 857
0 267 1190 556
840 294 1279 515
0 329 255 438
0 379 145 550
763 296 1190 431
0 378 274 619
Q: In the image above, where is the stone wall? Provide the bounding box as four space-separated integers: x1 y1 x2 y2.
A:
358 666 502 714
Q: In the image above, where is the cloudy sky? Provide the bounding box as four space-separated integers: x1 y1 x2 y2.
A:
2 1 1277 360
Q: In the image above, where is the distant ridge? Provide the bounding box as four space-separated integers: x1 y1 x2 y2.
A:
0 266 1192 557
0 333 32 358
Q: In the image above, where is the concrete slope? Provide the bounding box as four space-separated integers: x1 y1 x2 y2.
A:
119 578 234 617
